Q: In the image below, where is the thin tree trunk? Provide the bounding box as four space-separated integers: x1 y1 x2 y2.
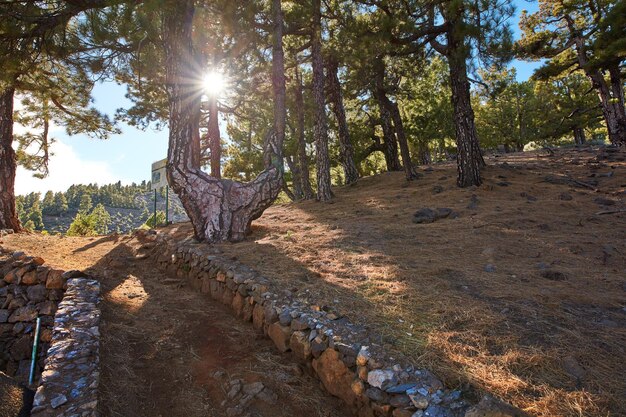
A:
326 55 359 185
271 0 286 165
164 0 282 242
311 0 332 201
207 94 221 178
447 40 484 187
285 154 303 199
294 64 314 199
389 101 419 180
0 86 20 232
573 127 586 145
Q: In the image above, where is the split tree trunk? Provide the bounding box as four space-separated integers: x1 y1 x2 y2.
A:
588 68 626 145
294 64 314 199
311 0 332 201
388 101 418 180
0 86 20 232
447 47 484 187
326 55 359 185
164 0 282 242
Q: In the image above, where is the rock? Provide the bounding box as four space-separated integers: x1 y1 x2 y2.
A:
21 270 38 285
3 269 18 284
464 395 529 417
389 394 412 408
311 336 328 358
256 387 278 404
268 322 291 352
231 292 245 318
27 285 47 302
0 309 9 323
540 270 567 281
558 192 573 201
408 392 429 409
593 197 616 206
312 348 357 407
356 345 370 366
278 309 292 326
467 194 479 210
351 379 365 396
242 381 265 396
367 369 398 390
37 301 57 316
386 383 417 394
8 305 37 323
291 316 310 331
484 264 496 273
412 208 438 224
290 331 312 361
252 303 265 330
432 186 444 194
50 394 68 409
9 335 32 360
365 387 387 403
45 270 65 289
32 257 45 266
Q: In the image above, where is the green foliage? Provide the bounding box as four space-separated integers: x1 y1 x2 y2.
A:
78 194 93 214
90 204 111 235
143 210 166 228
66 212 98 237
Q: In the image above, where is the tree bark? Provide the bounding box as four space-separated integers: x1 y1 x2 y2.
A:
0 86 21 232
573 127 586 145
388 101 418 179
311 0 332 201
294 64 314 199
285 154 303 199
207 95 221 178
325 55 359 185
377 101 401 171
271 0 287 165
446 32 484 187
164 0 282 242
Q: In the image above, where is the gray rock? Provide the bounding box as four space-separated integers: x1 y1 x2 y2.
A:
464 394 529 417
386 383 417 394
365 387 387 402
50 394 68 409
8 305 37 323
559 192 573 201
484 264 496 273
0 309 9 323
413 208 454 224
368 369 397 390
408 392 429 409
27 285 46 303
242 381 265 396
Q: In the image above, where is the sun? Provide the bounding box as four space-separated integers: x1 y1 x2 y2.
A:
202 71 226 97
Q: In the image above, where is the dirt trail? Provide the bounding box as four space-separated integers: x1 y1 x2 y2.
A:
1 234 348 417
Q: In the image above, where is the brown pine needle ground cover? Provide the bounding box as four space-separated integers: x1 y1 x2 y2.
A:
200 147 624 417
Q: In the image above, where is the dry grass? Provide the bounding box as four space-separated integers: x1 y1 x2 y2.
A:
203 147 626 417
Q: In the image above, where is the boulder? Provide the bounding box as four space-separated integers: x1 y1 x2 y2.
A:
45 270 65 289
290 331 312 361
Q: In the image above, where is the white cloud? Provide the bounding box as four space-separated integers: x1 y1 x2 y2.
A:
15 139 123 195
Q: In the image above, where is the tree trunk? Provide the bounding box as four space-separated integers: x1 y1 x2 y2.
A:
164 0 282 242
271 0 287 165
447 40 484 187
294 64 314 199
378 102 401 171
588 68 626 145
325 55 359 185
573 127 586 145
207 95 221 178
372 58 401 172
311 0 332 201
0 86 20 232
285 154 303 199
389 101 419 180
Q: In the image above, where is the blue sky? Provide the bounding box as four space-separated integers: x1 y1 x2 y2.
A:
15 0 541 195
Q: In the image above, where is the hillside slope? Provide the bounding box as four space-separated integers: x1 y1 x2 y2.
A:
208 146 625 417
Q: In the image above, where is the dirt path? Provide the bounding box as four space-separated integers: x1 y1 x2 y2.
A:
1 234 348 417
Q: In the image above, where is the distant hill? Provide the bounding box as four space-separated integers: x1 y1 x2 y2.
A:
17 181 188 234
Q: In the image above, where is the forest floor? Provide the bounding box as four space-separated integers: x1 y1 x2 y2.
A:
204 146 623 417
2 146 625 417
0 234 348 417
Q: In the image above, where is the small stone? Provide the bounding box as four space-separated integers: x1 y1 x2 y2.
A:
367 369 398 390
278 309 292 326
558 192 573 201
408 392 429 409
0 309 9 323
393 410 414 417
356 345 370 366
365 387 387 402
540 270 568 281
227 383 241 399
256 387 278 404
593 197 616 206
27 284 47 302
386 383 418 394
50 394 68 409
351 379 365 396
290 331 312 361
484 264 496 273
8 305 37 322
21 270 38 285
389 394 412 408
432 185 443 194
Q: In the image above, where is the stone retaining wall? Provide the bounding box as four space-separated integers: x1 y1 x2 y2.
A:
0 249 66 384
147 230 526 417
0 247 101 417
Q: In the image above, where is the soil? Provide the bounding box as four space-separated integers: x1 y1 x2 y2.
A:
2 146 625 417
0 233 348 417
